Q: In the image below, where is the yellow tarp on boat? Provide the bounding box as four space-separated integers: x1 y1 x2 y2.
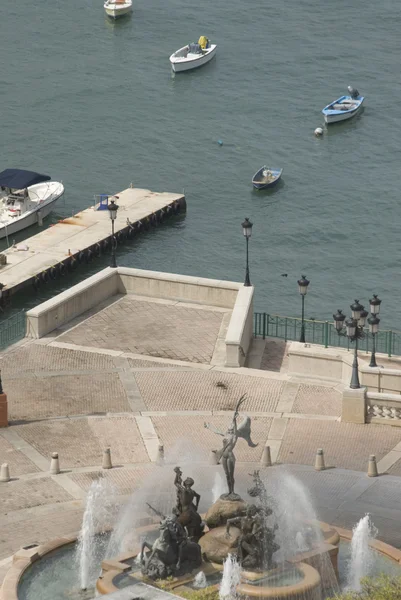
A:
198 36 208 49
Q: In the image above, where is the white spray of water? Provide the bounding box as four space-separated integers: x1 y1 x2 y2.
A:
77 479 118 590
106 467 175 558
219 554 241 600
193 571 208 589
212 471 225 503
107 439 206 558
267 471 321 562
259 469 339 595
295 531 308 552
347 514 378 591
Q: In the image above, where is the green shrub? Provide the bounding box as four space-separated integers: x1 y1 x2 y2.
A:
329 575 401 600
178 587 219 600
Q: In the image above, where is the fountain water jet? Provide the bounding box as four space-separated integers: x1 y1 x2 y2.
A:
347 514 378 591
220 554 241 600
262 470 340 596
76 479 118 590
106 466 175 558
212 471 225 503
107 440 206 559
267 471 321 561
193 571 208 588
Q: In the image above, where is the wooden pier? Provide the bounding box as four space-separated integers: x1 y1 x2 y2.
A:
0 186 186 299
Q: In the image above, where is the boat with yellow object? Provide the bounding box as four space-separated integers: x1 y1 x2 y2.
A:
169 36 217 73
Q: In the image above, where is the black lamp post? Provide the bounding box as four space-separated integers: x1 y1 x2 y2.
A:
333 300 368 389
108 198 119 268
297 275 310 343
242 218 253 287
368 294 382 368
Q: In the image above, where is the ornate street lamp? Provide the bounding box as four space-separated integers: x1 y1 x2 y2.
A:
369 294 382 315
333 309 346 332
368 314 380 368
333 300 367 389
333 295 383 388
108 198 119 269
297 275 310 343
242 218 253 287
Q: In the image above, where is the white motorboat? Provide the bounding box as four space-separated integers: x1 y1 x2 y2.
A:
169 36 217 73
322 86 364 124
0 169 64 240
104 0 132 19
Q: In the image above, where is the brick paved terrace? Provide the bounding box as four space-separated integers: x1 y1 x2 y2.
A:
1 283 401 590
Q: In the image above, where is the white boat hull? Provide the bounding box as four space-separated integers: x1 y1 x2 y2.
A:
323 107 361 124
0 182 64 240
322 94 364 124
170 44 217 72
104 1 132 18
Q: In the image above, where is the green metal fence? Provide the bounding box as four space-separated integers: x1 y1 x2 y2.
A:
253 313 401 357
0 311 26 350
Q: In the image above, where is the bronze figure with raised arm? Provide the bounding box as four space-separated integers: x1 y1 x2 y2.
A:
204 394 258 501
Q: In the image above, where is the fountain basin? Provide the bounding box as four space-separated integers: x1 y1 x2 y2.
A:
96 554 319 600
4 522 401 600
237 562 321 599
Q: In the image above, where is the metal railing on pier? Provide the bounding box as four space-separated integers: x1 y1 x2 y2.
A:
253 313 401 358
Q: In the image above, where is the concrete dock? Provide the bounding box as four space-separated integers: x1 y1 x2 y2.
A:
0 186 185 299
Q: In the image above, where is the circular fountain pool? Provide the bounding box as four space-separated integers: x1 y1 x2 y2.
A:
15 537 401 600
8 469 401 600
18 535 109 600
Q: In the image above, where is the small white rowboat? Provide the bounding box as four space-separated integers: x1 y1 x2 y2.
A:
170 37 217 73
104 0 132 19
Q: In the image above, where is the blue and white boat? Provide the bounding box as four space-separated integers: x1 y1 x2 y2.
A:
322 86 364 124
252 166 283 190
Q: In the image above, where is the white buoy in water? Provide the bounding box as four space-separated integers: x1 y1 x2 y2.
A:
314 127 324 137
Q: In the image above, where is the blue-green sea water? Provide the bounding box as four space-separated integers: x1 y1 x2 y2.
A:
1 0 401 326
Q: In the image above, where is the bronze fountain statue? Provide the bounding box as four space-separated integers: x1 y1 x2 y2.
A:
173 466 204 542
222 471 280 571
204 394 257 501
141 502 202 579
141 467 205 579
141 397 279 578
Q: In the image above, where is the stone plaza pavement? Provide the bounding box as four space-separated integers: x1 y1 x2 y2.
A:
1 294 401 583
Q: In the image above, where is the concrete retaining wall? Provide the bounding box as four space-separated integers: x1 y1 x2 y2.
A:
225 286 254 367
25 267 253 368
288 341 401 424
363 368 401 395
288 343 345 383
117 267 240 308
26 268 119 339
288 342 401 394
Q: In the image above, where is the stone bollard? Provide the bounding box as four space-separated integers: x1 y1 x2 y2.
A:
368 455 378 477
260 446 272 467
0 463 10 482
50 452 60 475
102 448 112 470
209 450 218 465
314 448 326 471
156 445 164 466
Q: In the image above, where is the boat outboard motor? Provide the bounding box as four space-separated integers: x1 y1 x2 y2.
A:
347 86 359 99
